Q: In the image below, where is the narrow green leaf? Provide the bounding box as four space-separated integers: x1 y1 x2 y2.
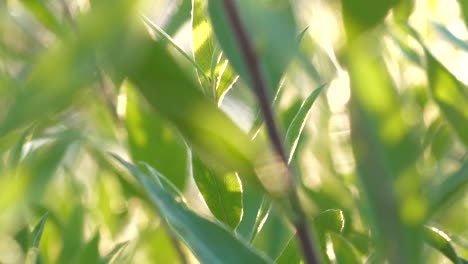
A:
100 241 128 264
208 0 298 97
423 226 461 264
113 155 272 264
125 82 189 189
425 50 468 146
57 206 85 263
30 212 49 248
285 85 324 163
329 233 361 264
164 0 192 35
8 126 34 169
428 162 468 214
192 157 242 229
235 183 268 242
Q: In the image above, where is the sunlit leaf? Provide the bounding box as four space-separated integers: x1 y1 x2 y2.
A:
423 226 461 264
113 155 272 264
431 22 468 52
19 0 64 36
425 50 468 146
73 233 100 264
285 85 324 163
313 209 345 235
276 237 301 264
30 212 48 248
192 157 242 229
101 241 128 264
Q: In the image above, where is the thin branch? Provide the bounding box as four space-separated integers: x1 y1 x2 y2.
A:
219 0 321 263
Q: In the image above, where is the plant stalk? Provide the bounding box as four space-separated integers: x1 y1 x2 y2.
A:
219 0 320 263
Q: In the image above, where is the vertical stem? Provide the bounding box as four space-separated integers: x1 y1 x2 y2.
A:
219 0 320 263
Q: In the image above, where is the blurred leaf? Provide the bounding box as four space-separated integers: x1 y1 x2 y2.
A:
431 22 468 52
8 126 34 169
73 233 100 264
142 16 210 90
285 85 324 163
164 0 192 35
347 36 423 263
425 50 468 146
329 233 361 264
235 183 268 242
208 0 298 97
423 226 461 264
30 212 48 248
101 241 128 264
342 0 400 37
113 155 272 264
57 206 84 263
393 0 415 22
192 157 242 229
19 0 64 36
313 209 345 235
125 82 189 190
457 0 468 28
428 162 468 214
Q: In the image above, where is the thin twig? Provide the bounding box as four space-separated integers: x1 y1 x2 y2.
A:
219 0 321 263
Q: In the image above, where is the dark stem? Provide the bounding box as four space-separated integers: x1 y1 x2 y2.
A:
219 0 320 263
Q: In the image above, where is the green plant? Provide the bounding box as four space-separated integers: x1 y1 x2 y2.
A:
0 0 467 263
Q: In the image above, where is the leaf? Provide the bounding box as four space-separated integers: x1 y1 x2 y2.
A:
235 183 268 242
208 0 298 97
30 212 49 248
457 0 468 28
423 226 461 264
73 233 100 264
329 233 361 264
285 85 324 163
425 50 468 146
101 241 128 264
125 82 189 189
342 0 400 37
109 29 262 183
347 36 423 263
313 209 345 235
19 0 64 36
113 155 272 264
431 22 468 52
164 0 192 35
275 237 301 264
192 157 242 229
57 206 85 263
8 126 34 169
428 162 468 214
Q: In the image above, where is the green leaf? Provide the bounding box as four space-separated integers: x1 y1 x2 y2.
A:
73 233 100 264
113 155 272 264
19 0 64 36
423 226 461 264
313 209 345 235
342 0 400 37
275 237 301 264
428 162 468 214
125 82 189 190
100 241 128 264
235 183 268 242
329 233 361 264
30 212 49 248
192 0 216 91
347 36 423 263
457 0 468 28
208 0 298 97
425 50 468 146
57 206 85 263
192 157 242 229
8 126 34 169
285 85 324 163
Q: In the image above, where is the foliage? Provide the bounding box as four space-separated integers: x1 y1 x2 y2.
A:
0 0 467 263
